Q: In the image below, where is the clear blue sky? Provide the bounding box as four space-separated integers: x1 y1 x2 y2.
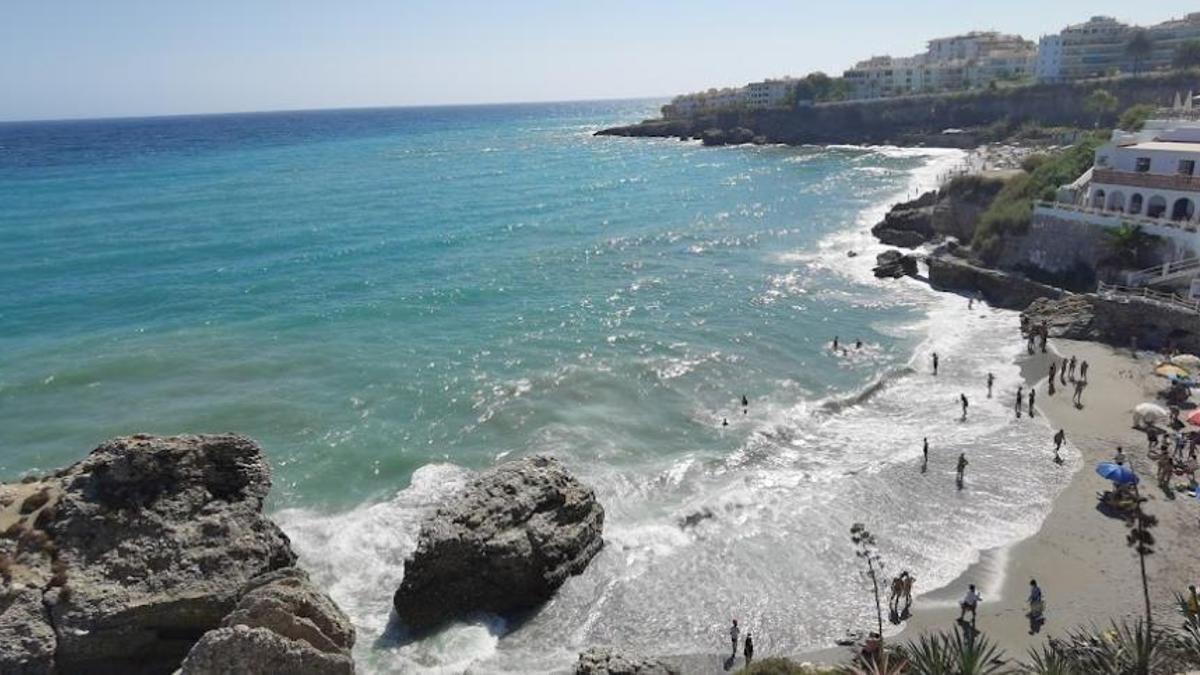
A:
2 1 1197 121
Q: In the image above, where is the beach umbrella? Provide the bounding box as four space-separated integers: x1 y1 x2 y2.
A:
1187 410 1200 427
1172 354 1200 368
1096 462 1138 485
1156 363 1190 379
1135 402 1169 420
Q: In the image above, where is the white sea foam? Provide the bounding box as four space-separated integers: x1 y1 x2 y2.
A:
277 145 1080 673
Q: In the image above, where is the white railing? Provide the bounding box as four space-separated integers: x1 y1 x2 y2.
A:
1097 281 1200 313
1034 201 1200 233
1129 257 1200 286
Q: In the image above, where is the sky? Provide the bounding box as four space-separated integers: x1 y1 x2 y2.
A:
1 1 1198 122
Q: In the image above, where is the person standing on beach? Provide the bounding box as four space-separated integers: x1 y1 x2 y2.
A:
932 352 939 376
1028 388 1036 417
959 584 981 624
986 372 994 398
743 632 754 666
729 619 739 657
1028 579 1045 633
902 573 915 615
1080 360 1089 383
1114 446 1127 466
960 394 969 420
956 453 968 489
1015 386 1024 418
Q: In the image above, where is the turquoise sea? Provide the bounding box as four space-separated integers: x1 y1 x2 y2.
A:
0 101 1077 672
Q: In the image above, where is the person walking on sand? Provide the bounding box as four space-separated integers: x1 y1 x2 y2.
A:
1080 360 1089 383
743 631 754 666
960 393 969 420
986 372 994 398
1015 386 1024 418
1114 446 1127 466
1073 378 1085 407
1028 388 1036 417
932 352 939 376
959 584 981 625
1060 357 1068 385
729 619 739 657
1069 355 1077 381
1028 579 1045 633
956 453 968 489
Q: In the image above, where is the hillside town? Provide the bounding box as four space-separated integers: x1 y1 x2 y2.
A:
661 11 1200 118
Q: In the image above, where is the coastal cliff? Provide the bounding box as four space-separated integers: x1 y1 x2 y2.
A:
599 72 1197 148
0 434 354 675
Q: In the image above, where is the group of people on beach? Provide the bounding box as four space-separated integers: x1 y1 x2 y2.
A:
728 619 753 666
1045 352 1089 407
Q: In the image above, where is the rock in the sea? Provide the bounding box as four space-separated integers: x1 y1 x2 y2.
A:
393 455 604 633
0 434 302 674
575 647 678 675
873 249 918 278
180 567 355 675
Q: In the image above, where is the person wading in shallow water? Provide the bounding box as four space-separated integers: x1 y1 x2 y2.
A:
1028 388 1036 417
932 352 939 376
960 393 969 420
741 395 748 415
922 437 929 473
1053 429 1066 463
956 453 968 489
986 372 994 398
1015 386 1024 419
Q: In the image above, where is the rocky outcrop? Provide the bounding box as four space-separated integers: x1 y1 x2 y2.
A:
873 250 918 278
0 434 351 675
871 175 1006 249
180 568 354 675
598 71 1195 147
393 455 604 633
701 127 755 146
928 254 1065 310
575 647 678 675
1023 293 1200 353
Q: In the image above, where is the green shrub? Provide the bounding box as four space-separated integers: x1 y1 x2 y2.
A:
1119 104 1156 132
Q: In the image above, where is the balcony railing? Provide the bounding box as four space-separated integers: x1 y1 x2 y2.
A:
1033 201 1200 233
1093 168 1200 192
1097 282 1200 314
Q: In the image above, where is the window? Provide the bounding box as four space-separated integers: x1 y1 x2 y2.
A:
1135 157 1152 173
1180 160 1196 176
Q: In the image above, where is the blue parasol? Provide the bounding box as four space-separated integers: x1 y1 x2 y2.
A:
1096 462 1138 485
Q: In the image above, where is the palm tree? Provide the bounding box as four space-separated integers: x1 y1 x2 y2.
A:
1103 224 1152 269
1126 30 1155 76
850 523 886 646
1084 89 1119 128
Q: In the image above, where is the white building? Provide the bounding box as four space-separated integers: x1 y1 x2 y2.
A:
1037 13 1200 82
1037 111 1200 260
843 31 1035 100
744 78 797 110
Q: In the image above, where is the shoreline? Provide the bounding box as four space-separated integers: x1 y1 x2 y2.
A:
881 337 1195 662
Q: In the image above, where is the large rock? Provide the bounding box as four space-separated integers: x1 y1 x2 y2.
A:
928 254 1065 310
393 455 604 633
575 647 678 675
0 434 300 674
1023 292 1200 353
873 250 918 278
180 568 355 675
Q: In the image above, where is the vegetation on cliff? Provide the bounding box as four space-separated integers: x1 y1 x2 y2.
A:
972 134 1105 262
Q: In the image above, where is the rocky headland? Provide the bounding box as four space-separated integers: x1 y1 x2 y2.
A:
393 454 605 633
0 434 354 675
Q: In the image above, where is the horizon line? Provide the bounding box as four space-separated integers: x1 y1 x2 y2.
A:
0 94 669 126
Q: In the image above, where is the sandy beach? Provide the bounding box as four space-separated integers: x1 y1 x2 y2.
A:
894 337 1198 663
